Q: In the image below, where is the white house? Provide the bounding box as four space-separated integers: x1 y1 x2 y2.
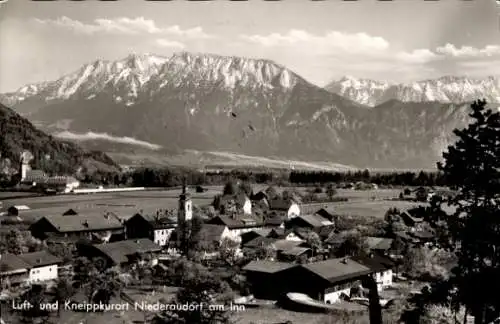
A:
352 255 394 292
269 199 300 219
206 216 265 239
17 251 62 283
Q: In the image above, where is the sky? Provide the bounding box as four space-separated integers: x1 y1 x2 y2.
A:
0 0 500 92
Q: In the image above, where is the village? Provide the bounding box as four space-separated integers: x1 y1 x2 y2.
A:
0 164 456 324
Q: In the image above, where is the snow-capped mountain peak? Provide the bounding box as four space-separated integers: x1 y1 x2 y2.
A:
325 75 500 106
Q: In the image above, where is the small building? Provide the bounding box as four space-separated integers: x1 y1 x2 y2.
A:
364 237 394 255
250 191 269 208
285 258 374 303
7 205 30 216
17 251 62 283
198 224 231 249
0 254 30 286
219 194 252 215
206 215 264 239
400 209 424 227
242 260 298 299
125 213 177 246
77 238 162 270
30 212 124 242
263 213 286 228
268 199 300 219
281 229 307 242
353 255 395 291
286 214 333 230
240 228 273 245
277 247 312 262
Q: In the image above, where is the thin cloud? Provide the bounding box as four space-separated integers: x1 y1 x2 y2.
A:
54 131 162 150
33 16 214 39
155 39 185 49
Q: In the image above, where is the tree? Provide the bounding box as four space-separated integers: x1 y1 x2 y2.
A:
222 180 238 196
218 237 241 266
305 231 322 257
18 284 51 324
337 233 368 257
432 100 500 324
157 261 233 324
52 278 74 316
325 183 337 200
178 216 204 259
238 181 253 197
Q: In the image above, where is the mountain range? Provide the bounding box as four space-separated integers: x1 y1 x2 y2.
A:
325 75 500 107
0 52 490 170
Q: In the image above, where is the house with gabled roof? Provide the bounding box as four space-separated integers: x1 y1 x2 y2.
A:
364 237 394 255
242 260 298 299
125 213 177 246
206 215 264 239
352 254 395 291
0 251 62 285
286 214 334 230
18 251 62 283
29 212 124 242
240 228 273 245
268 199 300 219
283 257 375 303
76 238 162 270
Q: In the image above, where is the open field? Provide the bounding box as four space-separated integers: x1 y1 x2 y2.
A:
0 186 419 222
331 200 426 218
107 149 357 171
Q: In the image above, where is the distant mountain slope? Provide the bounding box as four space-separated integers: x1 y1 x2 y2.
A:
0 103 119 176
0 52 485 169
325 75 500 107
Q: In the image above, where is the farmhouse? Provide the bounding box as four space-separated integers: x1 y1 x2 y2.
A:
0 251 61 285
285 214 333 230
286 258 375 304
352 255 395 291
269 199 300 219
125 213 177 246
364 237 394 256
250 191 269 208
29 212 124 242
242 260 298 299
198 224 231 248
76 238 162 270
17 251 62 283
240 228 273 245
206 215 264 239
0 254 30 286
219 193 252 215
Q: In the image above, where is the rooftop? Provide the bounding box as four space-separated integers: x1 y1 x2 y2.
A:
242 260 296 274
37 212 124 233
17 251 62 268
302 258 372 283
94 239 161 265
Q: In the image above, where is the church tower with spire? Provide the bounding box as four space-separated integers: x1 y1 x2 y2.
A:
177 178 192 223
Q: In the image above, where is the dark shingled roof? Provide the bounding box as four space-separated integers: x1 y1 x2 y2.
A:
243 236 277 249
365 237 394 251
208 215 263 229
251 191 269 201
242 260 296 273
17 251 62 268
38 212 124 233
0 254 30 274
93 239 161 265
199 224 227 243
301 258 373 283
269 199 294 211
280 247 311 256
352 255 395 272
291 214 333 228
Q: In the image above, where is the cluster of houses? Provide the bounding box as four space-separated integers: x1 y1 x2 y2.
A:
0 185 438 308
18 159 80 193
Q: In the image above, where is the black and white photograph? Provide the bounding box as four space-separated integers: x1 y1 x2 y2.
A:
0 0 500 323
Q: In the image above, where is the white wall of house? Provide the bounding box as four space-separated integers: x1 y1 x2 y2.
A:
154 228 175 246
285 232 303 242
287 203 300 219
28 264 58 283
375 269 393 291
324 287 351 304
242 199 252 215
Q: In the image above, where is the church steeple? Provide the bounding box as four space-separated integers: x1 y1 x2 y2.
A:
177 177 192 223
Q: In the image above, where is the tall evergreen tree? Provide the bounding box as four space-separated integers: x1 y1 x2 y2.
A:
435 100 500 324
